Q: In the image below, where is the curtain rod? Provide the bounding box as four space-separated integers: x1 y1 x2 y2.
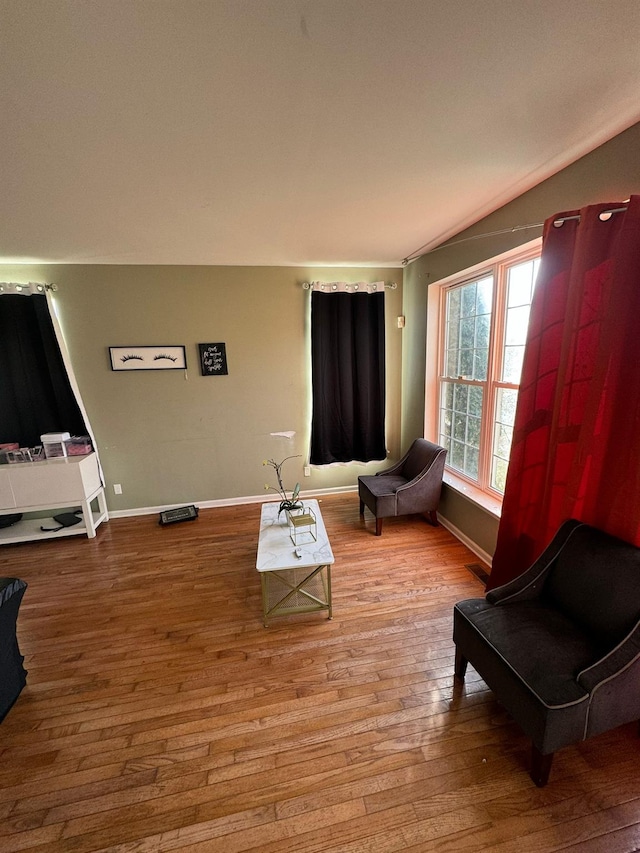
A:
402 223 543 265
0 282 57 294
402 202 630 266
551 204 628 227
302 281 396 291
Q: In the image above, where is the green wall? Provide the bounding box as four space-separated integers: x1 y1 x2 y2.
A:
0 265 402 511
401 121 640 558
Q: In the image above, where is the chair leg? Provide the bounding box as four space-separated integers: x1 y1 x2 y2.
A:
375 517 383 536
454 647 468 680
530 744 553 787
359 499 365 515
427 510 439 526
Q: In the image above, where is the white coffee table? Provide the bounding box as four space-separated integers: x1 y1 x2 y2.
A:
256 499 334 627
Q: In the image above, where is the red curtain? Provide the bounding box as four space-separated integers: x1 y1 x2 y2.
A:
488 195 640 590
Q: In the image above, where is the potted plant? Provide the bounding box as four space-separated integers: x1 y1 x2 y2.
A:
263 456 303 517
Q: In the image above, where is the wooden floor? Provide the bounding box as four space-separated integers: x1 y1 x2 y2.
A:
1 494 639 853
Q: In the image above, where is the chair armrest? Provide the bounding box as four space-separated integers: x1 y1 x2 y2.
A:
376 461 403 477
395 449 445 491
375 449 411 478
487 519 584 605
577 621 640 693
0 578 27 608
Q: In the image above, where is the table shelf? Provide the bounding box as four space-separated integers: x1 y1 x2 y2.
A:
256 500 334 627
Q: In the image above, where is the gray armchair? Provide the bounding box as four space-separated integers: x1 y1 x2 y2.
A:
358 439 446 536
453 520 640 786
0 577 28 722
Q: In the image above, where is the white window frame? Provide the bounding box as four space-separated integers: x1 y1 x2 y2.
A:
425 238 542 517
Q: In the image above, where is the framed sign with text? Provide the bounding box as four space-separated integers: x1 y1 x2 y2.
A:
199 342 228 376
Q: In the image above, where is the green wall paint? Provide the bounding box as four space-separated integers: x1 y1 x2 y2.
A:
0 265 402 511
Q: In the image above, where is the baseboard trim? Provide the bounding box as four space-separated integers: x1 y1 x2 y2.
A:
108 485 359 519
437 514 493 569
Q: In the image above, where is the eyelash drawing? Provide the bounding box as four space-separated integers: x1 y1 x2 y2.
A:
110 346 186 371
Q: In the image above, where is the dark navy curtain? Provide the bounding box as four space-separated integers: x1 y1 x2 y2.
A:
0 294 86 447
310 290 386 465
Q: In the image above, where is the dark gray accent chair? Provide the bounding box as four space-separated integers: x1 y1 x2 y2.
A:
358 439 447 536
453 520 640 786
0 577 28 722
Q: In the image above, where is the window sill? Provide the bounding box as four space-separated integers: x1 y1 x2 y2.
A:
442 471 502 519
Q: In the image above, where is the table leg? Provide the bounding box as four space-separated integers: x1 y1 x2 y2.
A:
82 499 96 538
260 565 332 626
261 573 269 627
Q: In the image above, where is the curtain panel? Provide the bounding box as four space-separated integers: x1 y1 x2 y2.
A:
310 288 386 465
488 196 640 589
0 294 87 447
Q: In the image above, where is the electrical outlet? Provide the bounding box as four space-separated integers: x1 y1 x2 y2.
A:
304 466 311 477
113 483 122 495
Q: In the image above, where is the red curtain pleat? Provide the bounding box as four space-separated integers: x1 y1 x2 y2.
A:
488 195 640 590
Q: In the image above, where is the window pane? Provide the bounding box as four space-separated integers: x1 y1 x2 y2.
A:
467 415 481 448
451 440 465 470
448 287 461 320
445 348 458 377
459 347 473 377
445 278 493 382
447 318 460 351
460 317 475 348
491 388 518 493
476 277 493 314
501 259 537 383
453 383 468 412
507 259 536 307
468 385 482 417
439 379 484 483
492 457 509 493
505 305 531 346
461 283 476 317
476 313 490 349
465 446 479 479
494 423 513 458
473 349 488 381
503 345 525 384
443 381 454 409
496 387 517 427
440 407 452 437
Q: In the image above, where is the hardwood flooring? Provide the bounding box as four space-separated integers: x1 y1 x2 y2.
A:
0 493 638 852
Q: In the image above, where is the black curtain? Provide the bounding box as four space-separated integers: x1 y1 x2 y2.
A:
310 290 386 464
0 295 86 447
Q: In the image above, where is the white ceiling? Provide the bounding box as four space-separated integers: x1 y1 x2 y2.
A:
2 0 640 268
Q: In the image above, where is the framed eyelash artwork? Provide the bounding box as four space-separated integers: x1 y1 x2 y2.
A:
109 346 187 371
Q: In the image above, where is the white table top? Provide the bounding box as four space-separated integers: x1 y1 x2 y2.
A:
256 499 334 572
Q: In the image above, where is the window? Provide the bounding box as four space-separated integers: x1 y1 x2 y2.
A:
427 243 541 505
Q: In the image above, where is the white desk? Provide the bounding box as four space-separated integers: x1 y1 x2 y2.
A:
0 453 108 544
256 499 334 627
